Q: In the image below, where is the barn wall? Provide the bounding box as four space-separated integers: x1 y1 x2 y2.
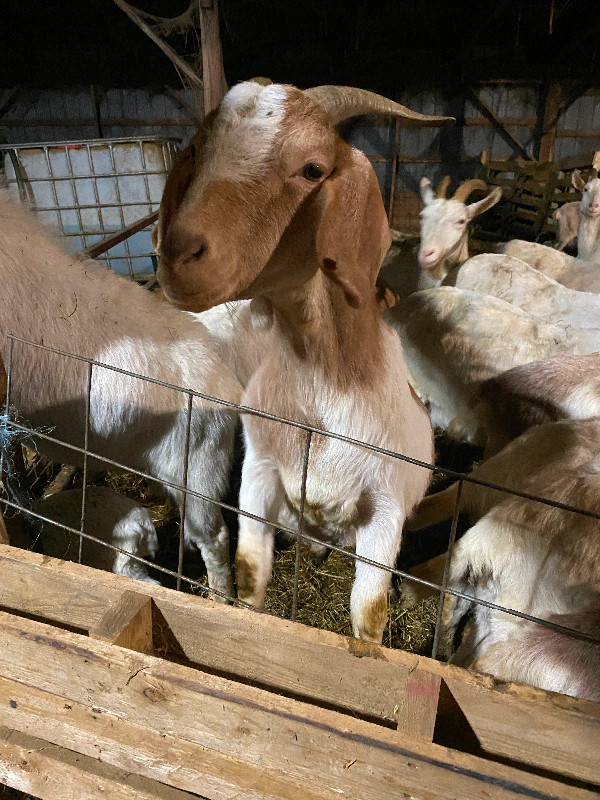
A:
2 84 599 234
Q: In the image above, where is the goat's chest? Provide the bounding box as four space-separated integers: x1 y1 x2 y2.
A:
242 367 389 532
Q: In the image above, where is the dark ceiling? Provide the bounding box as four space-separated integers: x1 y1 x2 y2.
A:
2 0 599 92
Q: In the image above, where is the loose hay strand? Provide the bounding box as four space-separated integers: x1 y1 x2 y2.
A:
264 546 437 654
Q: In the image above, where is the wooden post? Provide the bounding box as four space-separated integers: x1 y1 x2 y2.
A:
89 85 103 138
199 0 227 114
538 82 563 163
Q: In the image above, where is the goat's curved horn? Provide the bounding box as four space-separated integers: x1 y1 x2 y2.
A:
452 179 489 203
304 86 455 128
436 176 451 198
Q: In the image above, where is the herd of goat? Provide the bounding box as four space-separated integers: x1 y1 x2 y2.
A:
0 79 599 703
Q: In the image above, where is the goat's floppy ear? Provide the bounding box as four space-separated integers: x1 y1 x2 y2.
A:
572 170 586 192
155 145 195 252
466 186 502 219
315 148 390 309
420 177 436 205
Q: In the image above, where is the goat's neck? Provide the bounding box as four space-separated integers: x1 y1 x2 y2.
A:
444 236 470 271
266 274 382 388
578 213 600 261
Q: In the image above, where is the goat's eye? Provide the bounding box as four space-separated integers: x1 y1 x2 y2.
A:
301 163 324 182
457 218 466 225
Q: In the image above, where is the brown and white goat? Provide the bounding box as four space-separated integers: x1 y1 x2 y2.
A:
155 81 453 641
379 176 501 297
407 418 600 700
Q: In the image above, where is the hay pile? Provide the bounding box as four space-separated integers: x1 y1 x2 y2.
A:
264 545 437 654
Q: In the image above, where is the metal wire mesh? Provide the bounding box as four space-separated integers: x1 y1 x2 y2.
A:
0 137 180 280
2 334 600 660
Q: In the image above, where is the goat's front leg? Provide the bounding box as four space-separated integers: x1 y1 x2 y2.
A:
352 504 405 643
235 445 284 607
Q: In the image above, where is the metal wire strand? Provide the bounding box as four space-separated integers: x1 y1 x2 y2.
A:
5 335 600 649
291 429 312 622
431 479 463 660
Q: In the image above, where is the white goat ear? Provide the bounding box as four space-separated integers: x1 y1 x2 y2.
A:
316 148 390 309
420 177 436 206
249 297 274 330
466 186 502 220
572 170 586 192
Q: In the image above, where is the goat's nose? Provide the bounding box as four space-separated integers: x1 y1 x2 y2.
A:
419 247 439 266
162 232 208 272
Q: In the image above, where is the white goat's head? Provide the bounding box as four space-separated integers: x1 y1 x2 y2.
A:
418 176 502 278
154 81 453 312
572 169 600 217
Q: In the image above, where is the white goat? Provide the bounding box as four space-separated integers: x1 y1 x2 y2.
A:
553 200 580 252
498 240 600 292
0 191 241 598
34 486 159 583
407 418 600 701
451 253 600 329
386 286 600 443
379 176 501 297
154 81 454 641
571 169 600 262
475 352 600 456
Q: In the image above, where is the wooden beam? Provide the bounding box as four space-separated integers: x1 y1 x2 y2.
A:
112 0 203 92
396 669 442 741
199 0 227 113
0 610 596 800
0 545 598 787
0 727 200 800
89 84 103 139
538 82 563 162
166 86 202 125
80 211 158 259
468 89 533 161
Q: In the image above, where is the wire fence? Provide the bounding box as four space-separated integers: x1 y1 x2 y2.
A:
2 334 600 662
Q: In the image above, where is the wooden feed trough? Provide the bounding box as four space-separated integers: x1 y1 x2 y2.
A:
0 544 596 799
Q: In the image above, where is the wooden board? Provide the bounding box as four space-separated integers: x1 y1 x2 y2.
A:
0 609 597 800
0 544 598 791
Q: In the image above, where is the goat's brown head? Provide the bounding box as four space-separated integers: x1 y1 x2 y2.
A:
155 81 453 312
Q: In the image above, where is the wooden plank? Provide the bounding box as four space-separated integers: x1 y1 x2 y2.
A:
80 211 158 259
0 682 323 800
468 89 533 161
397 669 441 741
90 590 154 652
199 0 227 114
0 545 598 785
0 727 202 800
0 611 595 800
538 82 562 162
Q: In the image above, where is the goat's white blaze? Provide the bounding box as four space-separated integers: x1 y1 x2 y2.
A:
200 82 287 186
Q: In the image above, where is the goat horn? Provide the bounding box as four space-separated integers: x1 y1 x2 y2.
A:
452 178 489 203
436 175 451 198
589 168 598 180
304 86 455 128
